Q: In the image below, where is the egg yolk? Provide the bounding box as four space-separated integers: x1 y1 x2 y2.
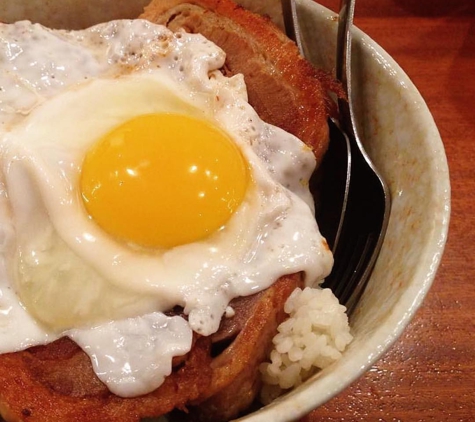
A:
80 113 249 249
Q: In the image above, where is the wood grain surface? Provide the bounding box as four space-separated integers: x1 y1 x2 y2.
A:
301 0 475 421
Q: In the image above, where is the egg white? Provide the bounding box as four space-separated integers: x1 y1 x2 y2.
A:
0 19 333 396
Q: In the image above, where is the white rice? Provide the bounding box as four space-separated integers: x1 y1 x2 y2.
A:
260 287 353 403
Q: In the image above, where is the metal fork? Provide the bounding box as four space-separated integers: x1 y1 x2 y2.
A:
282 0 391 314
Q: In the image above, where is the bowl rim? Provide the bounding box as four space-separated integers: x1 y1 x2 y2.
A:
236 2 451 421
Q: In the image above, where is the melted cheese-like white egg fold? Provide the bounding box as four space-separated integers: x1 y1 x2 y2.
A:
69 313 192 397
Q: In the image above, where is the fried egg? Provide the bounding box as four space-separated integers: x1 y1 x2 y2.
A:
0 19 333 397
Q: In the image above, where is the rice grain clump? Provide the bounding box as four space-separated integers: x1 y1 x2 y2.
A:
260 287 353 403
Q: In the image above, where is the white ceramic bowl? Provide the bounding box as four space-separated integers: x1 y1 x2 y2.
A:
0 1 450 421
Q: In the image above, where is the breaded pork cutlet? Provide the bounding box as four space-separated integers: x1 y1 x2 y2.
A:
0 276 301 422
0 0 339 420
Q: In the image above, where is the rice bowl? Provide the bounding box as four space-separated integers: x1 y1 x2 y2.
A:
0 0 450 421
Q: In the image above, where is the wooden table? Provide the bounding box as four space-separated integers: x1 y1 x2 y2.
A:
301 0 475 420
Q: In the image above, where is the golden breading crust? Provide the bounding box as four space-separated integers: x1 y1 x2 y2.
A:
0 336 213 422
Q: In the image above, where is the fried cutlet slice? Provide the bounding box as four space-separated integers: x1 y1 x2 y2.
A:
140 0 341 166
0 335 213 422
188 274 303 422
0 275 301 422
